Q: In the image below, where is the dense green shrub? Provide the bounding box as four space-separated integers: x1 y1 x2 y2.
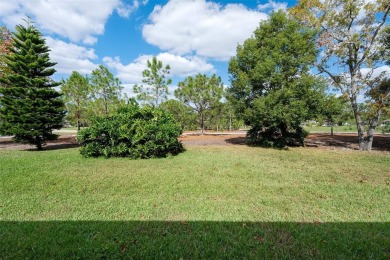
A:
77 103 184 158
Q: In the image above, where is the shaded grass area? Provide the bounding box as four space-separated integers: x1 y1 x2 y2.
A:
0 146 389 258
1 221 388 258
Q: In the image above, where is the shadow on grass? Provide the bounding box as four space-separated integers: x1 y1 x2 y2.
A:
0 136 80 151
225 137 247 145
305 134 390 151
1 221 388 258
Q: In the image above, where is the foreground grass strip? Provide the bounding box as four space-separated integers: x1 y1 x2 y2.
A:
0 146 389 258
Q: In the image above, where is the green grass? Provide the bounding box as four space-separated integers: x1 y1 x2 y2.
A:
1 146 389 258
304 125 359 133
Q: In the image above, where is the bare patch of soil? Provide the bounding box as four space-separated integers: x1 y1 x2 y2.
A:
305 133 390 151
1 132 389 152
0 135 78 151
179 132 390 152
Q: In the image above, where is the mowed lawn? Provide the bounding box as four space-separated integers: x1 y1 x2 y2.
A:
0 145 389 258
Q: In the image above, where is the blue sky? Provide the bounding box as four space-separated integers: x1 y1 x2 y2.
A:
0 0 297 96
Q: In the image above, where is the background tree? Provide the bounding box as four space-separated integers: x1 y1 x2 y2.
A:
175 74 224 134
90 65 123 116
228 11 323 147
208 101 244 131
318 95 347 135
0 21 65 150
291 0 390 151
61 71 90 131
0 26 13 87
160 99 198 130
133 57 171 107
381 26 390 64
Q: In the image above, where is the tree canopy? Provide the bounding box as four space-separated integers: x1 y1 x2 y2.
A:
134 57 171 107
0 26 13 87
291 0 390 151
90 65 123 117
175 73 224 134
0 21 65 149
228 10 324 147
61 71 90 131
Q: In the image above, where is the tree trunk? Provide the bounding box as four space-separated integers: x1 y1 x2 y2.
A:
36 136 43 150
330 125 334 136
363 113 381 151
350 94 366 151
229 114 232 132
104 98 108 116
200 113 204 135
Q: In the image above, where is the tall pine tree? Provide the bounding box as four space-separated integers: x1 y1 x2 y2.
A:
0 20 65 150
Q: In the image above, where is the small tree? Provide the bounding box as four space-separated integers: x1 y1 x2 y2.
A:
61 71 90 131
291 0 390 151
90 65 123 116
175 74 224 134
228 11 323 147
133 57 172 107
0 21 65 150
160 99 198 130
319 95 346 135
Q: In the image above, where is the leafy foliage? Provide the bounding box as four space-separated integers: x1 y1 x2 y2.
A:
61 71 90 131
291 0 390 151
228 11 322 148
175 74 224 134
0 26 13 87
133 57 172 107
90 65 123 116
0 21 65 150
77 102 184 159
160 99 198 130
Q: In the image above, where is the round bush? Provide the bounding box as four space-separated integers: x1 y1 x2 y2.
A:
77 104 184 159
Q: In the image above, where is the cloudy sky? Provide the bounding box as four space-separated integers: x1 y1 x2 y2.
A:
0 0 296 95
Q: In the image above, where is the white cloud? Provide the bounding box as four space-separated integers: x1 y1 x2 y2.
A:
116 0 149 18
360 65 390 79
142 0 268 60
257 1 288 12
45 37 99 75
0 0 143 44
103 53 214 84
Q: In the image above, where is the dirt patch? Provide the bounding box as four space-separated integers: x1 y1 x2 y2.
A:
0 135 79 151
305 133 390 151
179 132 390 151
1 132 389 152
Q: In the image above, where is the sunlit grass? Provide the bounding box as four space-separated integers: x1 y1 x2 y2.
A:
0 146 389 257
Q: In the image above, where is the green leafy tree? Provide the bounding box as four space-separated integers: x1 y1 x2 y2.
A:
90 65 123 116
61 71 90 131
160 99 198 130
133 57 172 107
0 21 65 150
208 101 244 131
228 11 322 147
318 95 347 135
175 74 224 134
382 26 390 64
0 26 13 88
291 0 390 151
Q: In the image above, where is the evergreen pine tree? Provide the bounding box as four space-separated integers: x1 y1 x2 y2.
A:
0 20 65 150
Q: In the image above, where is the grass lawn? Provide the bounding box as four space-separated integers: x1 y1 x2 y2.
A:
305 125 359 133
0 146 389 258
